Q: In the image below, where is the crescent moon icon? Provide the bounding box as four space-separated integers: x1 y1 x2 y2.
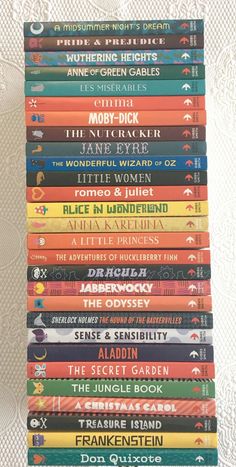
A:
33 348 47 361
30 23 44 35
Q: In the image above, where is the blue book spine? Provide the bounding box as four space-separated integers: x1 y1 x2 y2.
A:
26 155 207 172
25 80 205 97
25 49 204 66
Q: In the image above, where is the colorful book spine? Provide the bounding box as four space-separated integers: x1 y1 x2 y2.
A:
26 141 207 156
27 217 209 233
27 378 215 398
27 280 211 296
27 171 208 187
27 361 215 379
27 264 211 281
25 96 206 111
25 65 205 81
26 125 206 142
28 327 213 344
25 50 204 67
28 248 210 263
24 20 204 37
28 448 218 466
27 396 216 416
27 343 214 362
27 413 217 432
27 295 212 312
24 35 204 52
27 201 208 218
27 232 210 249
26 155 207 170
27 431 217 448
27 311 213 329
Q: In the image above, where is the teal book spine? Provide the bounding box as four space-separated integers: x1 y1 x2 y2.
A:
25 80 205 97
25 49 204 66
28 448 218 466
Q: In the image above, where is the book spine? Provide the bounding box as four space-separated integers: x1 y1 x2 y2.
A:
27 414 217 432
27 232 210 249
25 65 205 81
27 378 215 398
25 50 204 67
26 141 207 156
26 125 206 142
27 396 216 416
26 311 213 329
28 448 218 466
28 327 213 344
27 431 217 448
24 20 204 37
26 155 207 171
25 80 205 97
27 248 210 264
27 361 215 379
27 216 209 233
25 96 206 111
24 35 204 52
27 295 212 312
27 343 214 362
26 171 208 187
27 264 211 281
27 280 211 296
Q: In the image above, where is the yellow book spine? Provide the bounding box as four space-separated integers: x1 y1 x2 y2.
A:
27 201 208 218
28 432 217 449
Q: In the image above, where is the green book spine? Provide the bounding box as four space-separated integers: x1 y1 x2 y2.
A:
25 65 205 81
28 448 218 466
27 378 215 399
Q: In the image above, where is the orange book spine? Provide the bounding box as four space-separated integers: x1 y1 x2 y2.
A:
27 249 210 265
27 295 212 312
25 96 205 112
26 110 206 127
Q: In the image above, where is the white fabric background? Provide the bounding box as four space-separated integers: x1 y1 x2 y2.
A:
0 0 235 465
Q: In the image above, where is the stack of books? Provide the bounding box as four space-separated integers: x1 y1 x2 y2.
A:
24 19 217 466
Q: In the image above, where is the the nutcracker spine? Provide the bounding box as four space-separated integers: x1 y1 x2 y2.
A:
25 50 204 67
26 125 206 142
25 65 205 81
27 361 215 379
25 141 207 156
27 280 211 296
27 295 212 312
27 343 214 363
27 232 210 249
28 448 218 466
27 413 217 432
27 216 209 233
26 170 208 187
26 155 207 170
24 20 204 37
28 248 210 264
28 327 213 344
26 311 213 329
25 96 206 112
